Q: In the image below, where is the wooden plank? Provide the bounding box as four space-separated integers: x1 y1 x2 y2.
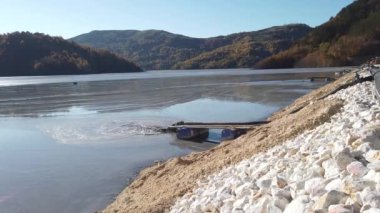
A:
309 77 336 82
173 121 269 126
168 125 261 129
164 121 269 132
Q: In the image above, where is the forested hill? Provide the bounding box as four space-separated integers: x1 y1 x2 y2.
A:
255 0 380 69
71 24 311 70
0 32 142 76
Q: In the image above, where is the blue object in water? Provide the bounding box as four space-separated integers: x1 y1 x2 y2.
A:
221 129 235 140
177 128 193 139
221 129 246 141
177 128 209 142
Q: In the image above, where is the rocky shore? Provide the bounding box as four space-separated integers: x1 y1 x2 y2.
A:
103 67 379 213
170 69 380 212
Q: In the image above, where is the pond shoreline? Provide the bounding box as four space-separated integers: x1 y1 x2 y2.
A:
102 68 361 213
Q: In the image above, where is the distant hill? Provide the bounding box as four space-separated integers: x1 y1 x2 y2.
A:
0 32 142 76
71 24 311 70
256 0 380 69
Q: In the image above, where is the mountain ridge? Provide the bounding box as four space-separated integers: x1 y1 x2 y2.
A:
0 32 142 76
71 24 312 70
255 0 380 69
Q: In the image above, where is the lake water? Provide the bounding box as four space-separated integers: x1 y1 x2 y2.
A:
0 67 347 213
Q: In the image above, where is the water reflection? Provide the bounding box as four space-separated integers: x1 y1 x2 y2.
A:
0 72 329 117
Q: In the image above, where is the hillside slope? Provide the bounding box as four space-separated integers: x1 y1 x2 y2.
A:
71 24 311 70
256 0 380 69
174 25 310 69
0 32 142 76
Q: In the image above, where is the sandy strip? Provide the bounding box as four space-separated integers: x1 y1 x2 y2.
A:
102 71 358 213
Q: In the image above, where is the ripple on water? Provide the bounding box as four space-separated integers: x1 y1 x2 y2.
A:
41 119 165 144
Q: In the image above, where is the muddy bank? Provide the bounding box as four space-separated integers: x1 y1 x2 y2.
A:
102 71 358 213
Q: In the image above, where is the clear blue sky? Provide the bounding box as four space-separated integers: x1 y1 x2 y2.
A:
0 0 353 39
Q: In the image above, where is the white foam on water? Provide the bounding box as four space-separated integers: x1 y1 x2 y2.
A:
41 119 164 144
39 106 98 117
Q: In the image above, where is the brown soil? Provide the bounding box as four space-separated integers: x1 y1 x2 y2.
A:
102 71 357 213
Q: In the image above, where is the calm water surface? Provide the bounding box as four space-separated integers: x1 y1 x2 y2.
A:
0 68 346 213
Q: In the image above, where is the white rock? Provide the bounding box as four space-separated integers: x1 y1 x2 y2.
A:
342 176 376 195
328 204 352 213
289 167 305 182
323 159 341 178
360 188 380 208
333 142 346 154
189 200 202 213
363 208 380 213
360 126 380 149
319 148 332 157
257 179 272 192
363 170 377 181
361 110 372 117
305 177 326 198
288 181 305 199
313 190 348 211
344 198 362 212
309 165 325 178
272 187 292 201
267 204 283 213
273 175 287 188
367 161 380 172
315 152 332 166
234 182 253 198
346 134 359 146
335 148 356 170
352 139 364 149
273 195 289 211
375 172 380 185
250 195 271 213
326 179 343 191
283 195 312 213
346 161 369 177
353 120 364 129
220 198 234 213
357 143 372 153
362 205 373 212
232 196 249 210
287 148 299 156
365 150 380 162
201 201 217 212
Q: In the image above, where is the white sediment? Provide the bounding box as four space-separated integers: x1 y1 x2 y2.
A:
171 70 380 213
